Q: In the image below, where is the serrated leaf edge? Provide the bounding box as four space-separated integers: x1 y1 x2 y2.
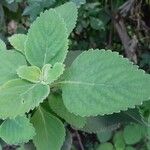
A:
0 116 36 145
55 2 78 35
0 79 50 119
25 9 69 67
61 49 149 117
33 107 66 150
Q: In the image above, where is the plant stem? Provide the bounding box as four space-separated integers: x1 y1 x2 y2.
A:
75 130 85 150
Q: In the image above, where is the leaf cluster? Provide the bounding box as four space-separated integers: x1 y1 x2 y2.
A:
0 1 150 150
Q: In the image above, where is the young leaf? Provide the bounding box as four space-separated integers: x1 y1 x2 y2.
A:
61 49 150 117
31 107 65 150
17 65 41 83
48 94 86 128
8 34 27 54
0 50 27 86
55 2 78 35
42 63 65 84
0 79 49 119
25 9 68 68
0 39 6 51
0 116 35 145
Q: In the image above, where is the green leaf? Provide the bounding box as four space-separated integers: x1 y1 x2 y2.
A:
8 34 27 54
25 9 68 68
0 39 6 51
0 116 35 145
90 17 105 30
2 1 18 12
97 131 112 143
81 116 119 134
0 79 49 119
147 141 150 150
125 147 136 150
81 109 144 134
17 145 25 150
5 0 15 4
17 142 36 150
123 123 146 145
48 94 86 128
22 0 55 21
113 131 125 150
70 0 86 7
31 107 65 150
65 50 82 67
61 49 150 117
17 65 41 83
42 63 65 84
22 3 43 21
0 50 27 86
96 142 114 150
55 2 78 35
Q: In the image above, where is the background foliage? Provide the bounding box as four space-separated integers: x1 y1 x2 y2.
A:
0 0 150 149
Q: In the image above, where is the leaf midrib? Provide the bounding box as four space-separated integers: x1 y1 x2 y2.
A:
54 80 136 88
20 83 38 97
38 107 49 145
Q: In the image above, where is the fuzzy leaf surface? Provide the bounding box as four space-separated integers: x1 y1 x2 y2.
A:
0 116 35 145
62 50 150 116
55 2 78 35
0 50 27 86
31 107 65 150
81 109 143 133
0 79 49 119
49 94 86 128
0 39 6 51
42 63 65 84
8 34 27 54
17 65 41 83
25 9 68 68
